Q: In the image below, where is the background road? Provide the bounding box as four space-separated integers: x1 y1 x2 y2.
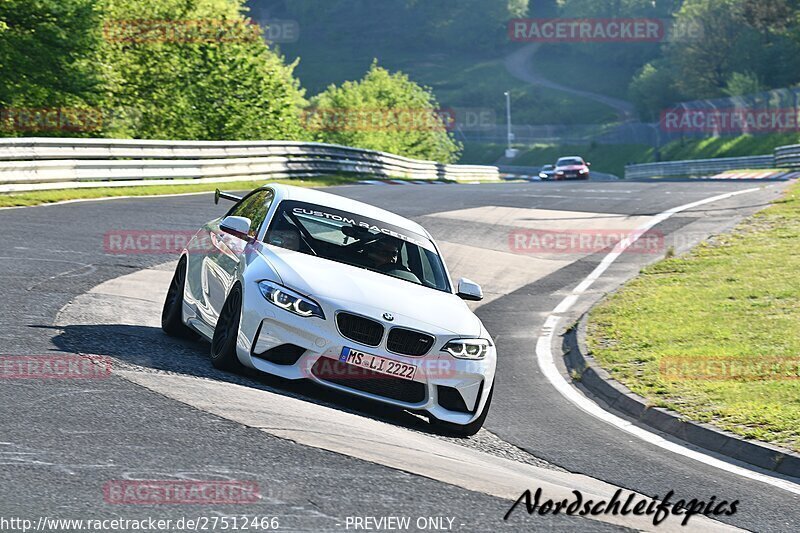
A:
1 180 798 531
505 44 636 122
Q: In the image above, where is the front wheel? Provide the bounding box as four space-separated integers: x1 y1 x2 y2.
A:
210 285 244 371
429 385 493 437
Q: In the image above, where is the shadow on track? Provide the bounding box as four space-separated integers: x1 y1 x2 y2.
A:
45 323 452 436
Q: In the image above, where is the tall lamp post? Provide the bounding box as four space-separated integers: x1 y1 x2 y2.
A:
504 91 518 159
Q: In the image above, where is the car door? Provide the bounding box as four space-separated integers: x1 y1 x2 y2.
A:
203 189 274 325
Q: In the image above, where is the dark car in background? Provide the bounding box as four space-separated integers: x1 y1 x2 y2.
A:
538 164 555 180
554 157 591 180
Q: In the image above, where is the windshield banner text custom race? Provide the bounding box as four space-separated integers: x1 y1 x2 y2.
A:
285 201 435 251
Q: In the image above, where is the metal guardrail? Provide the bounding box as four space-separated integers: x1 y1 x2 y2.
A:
624 155 775 179
625 143 800 179
0 138 499 193
774 144 800 169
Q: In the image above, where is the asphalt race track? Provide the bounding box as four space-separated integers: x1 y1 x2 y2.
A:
2 180 799 531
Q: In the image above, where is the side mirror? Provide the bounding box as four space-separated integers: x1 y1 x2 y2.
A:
585 162 591 166
457 278 483 301
220 216 252 240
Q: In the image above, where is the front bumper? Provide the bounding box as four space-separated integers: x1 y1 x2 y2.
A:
555 172 589 180
236 293 495 425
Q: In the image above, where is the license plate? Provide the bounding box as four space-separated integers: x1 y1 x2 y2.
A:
339 347 417 381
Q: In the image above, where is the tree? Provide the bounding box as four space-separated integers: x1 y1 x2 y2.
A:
0 0 105 135
629 62 682 121
307 62 462 163
542 0 683 99
98 0 306 140
407 0 530 49
742 0 796 34
723 72 764 96
667 0 751 98
630 0 800 111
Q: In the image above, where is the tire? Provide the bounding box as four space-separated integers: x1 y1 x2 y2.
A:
429 385 493 437
210 284 244 371
161 257 197 339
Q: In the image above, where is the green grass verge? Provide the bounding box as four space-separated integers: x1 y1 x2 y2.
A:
459 142 653 177
531 46 641 101
660 134 800 161
587 180 800 451
399 52 618 125
0 176 359 208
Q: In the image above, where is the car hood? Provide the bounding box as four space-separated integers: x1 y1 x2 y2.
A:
259 247 481 336
557 165 586 171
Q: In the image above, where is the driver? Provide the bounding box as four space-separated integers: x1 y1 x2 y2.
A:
364 237 401 271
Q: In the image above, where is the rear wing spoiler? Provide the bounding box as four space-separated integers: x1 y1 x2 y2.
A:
214 189 242 204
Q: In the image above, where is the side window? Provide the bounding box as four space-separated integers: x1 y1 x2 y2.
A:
227 192 258 218
246 190 274 238
226 189 274 238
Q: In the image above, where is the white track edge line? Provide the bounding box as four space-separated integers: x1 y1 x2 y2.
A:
536 186 800 496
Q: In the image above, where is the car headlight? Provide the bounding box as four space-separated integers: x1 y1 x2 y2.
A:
258 280 325 319
579 168 588 174
538 173 547 178
442 339 491 360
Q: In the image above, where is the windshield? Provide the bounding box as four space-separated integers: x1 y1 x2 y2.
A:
557 158 584 167
265 200 451 292
542 165 554 170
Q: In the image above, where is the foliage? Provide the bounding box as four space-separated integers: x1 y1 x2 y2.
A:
629 0 800 119
723 72 764 97
0 0 306 139
406 0 530 49
263 0 529 51
0 0 468 161
98 0 307 140
629 62 682 122
538 0 682 97
307 62 462 163
0 0 105 136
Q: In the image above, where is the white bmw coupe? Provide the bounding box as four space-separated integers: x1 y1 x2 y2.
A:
162 184 495 436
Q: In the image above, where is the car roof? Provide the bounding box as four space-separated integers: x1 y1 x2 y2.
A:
265 184 432 238
557 156 584 162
